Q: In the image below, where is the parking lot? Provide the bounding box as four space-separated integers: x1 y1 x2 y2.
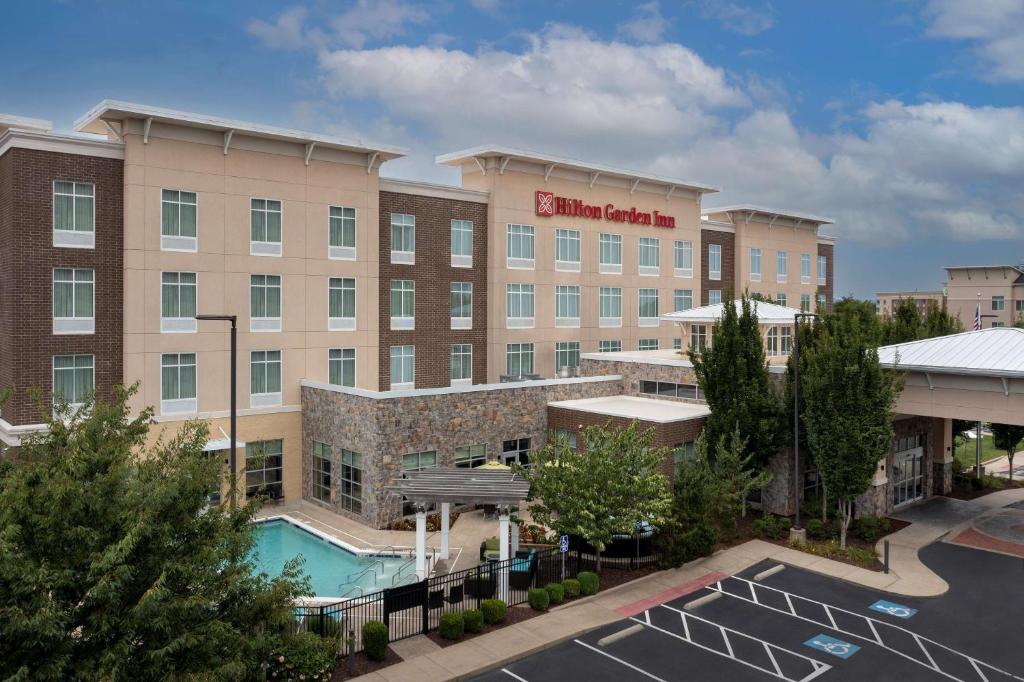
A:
474 542 1024 681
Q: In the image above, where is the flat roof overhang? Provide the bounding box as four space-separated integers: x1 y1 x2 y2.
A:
388 469 531 505
548 395 710 424
703 204 835 226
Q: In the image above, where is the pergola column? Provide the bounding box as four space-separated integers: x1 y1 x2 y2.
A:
510 509 520 556
498 505 510 600
440 501 450 560
414 505 427 580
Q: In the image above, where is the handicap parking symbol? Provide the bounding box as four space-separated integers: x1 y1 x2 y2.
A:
804 634 860 659
869 599 917 619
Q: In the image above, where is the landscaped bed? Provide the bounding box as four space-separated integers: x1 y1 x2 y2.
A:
947 475 1024 501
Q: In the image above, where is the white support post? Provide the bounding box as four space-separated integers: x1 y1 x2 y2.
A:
510 511 520 555
440 502 450 561
498 507 510 600
415 507 427 580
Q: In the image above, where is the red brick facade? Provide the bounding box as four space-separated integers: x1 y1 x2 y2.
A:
700 228 735 305
817 242 834 312
0 147 123 425
378 191 489 390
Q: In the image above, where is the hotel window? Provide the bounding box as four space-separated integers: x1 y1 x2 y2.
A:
749 248 762 282
555 341 580 372
455 443 486 468
552 429 577 449
816 293 827 311
249 351 282 407
328 277 356 331
1016 300 1024 313
160 352 197 414
451 282 473 329
639 339 659 351
817 255 827 285
390 279 415 330
402 450 439 512
390 213 415 264
776 292 787 307
506 283 535 328
250 198 282 256
451 219 473 267
800 253 811 284
502 438 531 467
776 250 788 283
555 228 581 271
673 338 682 351
161 272 197 333
708 289 722 305
245 439 283 500
390 345 415 390
598 340 622 353
674 240 693 277
340 449 362 513
780 326 792 354
674 289 693 312
641 381 703 400
53 268 94 334
599 287 622 327
52 354 94 410
766 327 780 356
53 181 95 248
992 296 1005 311
599 233 622 274
708 244 722 281
328 348 356 388
506 342 534 377
992 321 1006 328
507 223 535 268
639 288 659 326
250 275 282 332
328 205 356 260
311 442 332 503
800 293 811 313
639 237 660 275
161 189 197 251
555 285 580 327
673 442 696 471
451 344 473 386
691 325 708 353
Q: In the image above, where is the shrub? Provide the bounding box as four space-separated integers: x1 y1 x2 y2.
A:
970 476 985 490
577 571 599 596
306 613 341 640
438 612 465 640
753 514 789 540
562 578 581 598
463 609 484 633
544 582 565 605
480 599 508 625
362 620 389 661
266 631 336 681
528 587 550 611
856 515 881 542
805 518 827 540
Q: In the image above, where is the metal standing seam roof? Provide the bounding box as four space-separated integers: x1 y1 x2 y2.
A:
661 299 805 325
387 469 531 505
877 327 1024 379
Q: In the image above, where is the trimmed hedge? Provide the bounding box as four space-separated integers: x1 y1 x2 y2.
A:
362 620 388 661
439 612 465 640
527 587 550 611
544 582 565 605
464 608 484 633
578 571 599 596
562 578 581 598
481 599 508 624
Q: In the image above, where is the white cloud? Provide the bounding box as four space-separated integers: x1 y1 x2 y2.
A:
698 1 776 36
469 0 501 14
330 0 430 49
247 7 308 50
925 0 1024 81
617 2 671 44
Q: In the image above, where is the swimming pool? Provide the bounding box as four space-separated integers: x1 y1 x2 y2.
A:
252 518 408 598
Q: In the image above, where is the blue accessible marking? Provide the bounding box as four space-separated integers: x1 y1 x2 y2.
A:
869 599 918 619
804 634 860 659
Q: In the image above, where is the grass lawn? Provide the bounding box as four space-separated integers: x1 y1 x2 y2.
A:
953 435 1006 469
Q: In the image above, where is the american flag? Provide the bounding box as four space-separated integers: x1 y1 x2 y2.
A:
973 302 982 331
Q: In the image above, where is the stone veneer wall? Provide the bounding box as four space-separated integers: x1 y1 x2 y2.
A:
856 415 944 517
302 376 624 528
579 357 699 399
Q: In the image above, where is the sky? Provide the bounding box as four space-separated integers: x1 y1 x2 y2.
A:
3 0 1024 299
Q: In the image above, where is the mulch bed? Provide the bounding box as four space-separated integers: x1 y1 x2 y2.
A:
425 603 543 648
331 647 402 681
946 479 1024 501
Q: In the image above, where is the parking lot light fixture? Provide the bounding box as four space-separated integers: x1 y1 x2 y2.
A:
195 313 238 508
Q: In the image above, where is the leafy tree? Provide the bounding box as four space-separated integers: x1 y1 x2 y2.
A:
690 292 782 468
991 423 1024 482
883 297 924 345
658 433 718 567
832 297 881 342
523 422 672 571
0 387 311 681
711 426 771 536
921 300 963 338
800 314 901 548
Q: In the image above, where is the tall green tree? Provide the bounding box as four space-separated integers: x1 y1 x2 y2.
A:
883 297 924 345
690 292 782 468
800 314 902 548
832 296 881 340
921 300 963 338
523 423 672 571
0 388 310 681
711 426 771 536
658 432 718 567
991 423 1024 482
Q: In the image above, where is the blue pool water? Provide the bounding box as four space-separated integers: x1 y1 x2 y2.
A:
252 519 407 597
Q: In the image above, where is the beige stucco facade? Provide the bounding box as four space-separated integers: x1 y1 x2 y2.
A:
945 265 1024 328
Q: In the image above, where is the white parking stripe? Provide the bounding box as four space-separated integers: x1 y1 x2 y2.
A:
574 639 669 681
500 669 530 682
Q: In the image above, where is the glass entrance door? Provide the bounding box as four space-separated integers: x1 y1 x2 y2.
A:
892 446 924 507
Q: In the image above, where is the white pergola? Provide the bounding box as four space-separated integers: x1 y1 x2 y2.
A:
388 468 531 581
661 299 805 358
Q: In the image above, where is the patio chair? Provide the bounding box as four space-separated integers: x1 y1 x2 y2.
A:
445 584 464 605
428 589 445 610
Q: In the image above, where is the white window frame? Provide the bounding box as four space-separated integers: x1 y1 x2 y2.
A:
555 341 580 373
776 250 788 283
598 340 622 353
708 289 722 305
555 285 580 328
708 244 722 281
53 180 95 248
507 224 535 269
800 293 811 313
780 326 792 355
390 345 415 390
329 348 356 388
749 248 762 282
328 277 356 331
250 198 282 257
451 282 473 330
766 326 779 356
390 279 415 330
160 188 198 252
506 342 534 377
817 293 827 311
638 339 659 351
800 253 811 284
599 233 622 274
52 354 94 411
555 228 581 272
506 283 535 329
450 343 473 386
391 213 415 264
674 240 693 278
250 274 282 332
161 271 198 333
52 267 95 335
639 237 660 276
160 352 198 415
599 287 622 328
776 293 788 307
817 255 827 285
638 288 659 327
451 219 473 268
992 296 1005 311
328 205 357 260
673 289 693 312
455 443 486 468
249 350 282 408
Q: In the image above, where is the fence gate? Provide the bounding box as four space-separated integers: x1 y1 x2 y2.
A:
382 579 428 641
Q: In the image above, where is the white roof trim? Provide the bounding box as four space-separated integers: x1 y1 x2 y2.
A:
0 113 52 132
548 395 710 424
0 128 124 160
581 350 693 367
705 204 834 226
662 299 805 324
878 327 1024 379
75 100 407 159
302 374 622 400
380 177 489 203
436 145 719 195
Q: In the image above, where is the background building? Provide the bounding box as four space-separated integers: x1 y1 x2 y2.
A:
875 290 946 319
945 265 1024 328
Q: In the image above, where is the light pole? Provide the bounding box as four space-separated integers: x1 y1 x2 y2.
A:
792 311 818 538
196 314 238 508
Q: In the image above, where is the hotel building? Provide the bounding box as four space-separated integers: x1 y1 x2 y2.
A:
875 290 946 320
944 264 1024 328
0 102 836 526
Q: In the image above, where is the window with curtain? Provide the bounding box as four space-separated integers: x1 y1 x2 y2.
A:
507 224 535 263
766 326 779 356
328 348 355 387
451 344 473 384
555 341 580 371
690 325 707 353
776 292 787 307
390 279 415 327
708 244 722 280
245 439 283 499
598 340 622 352
250 198 282 243
555 228 581 265
53 181 94 233
801 253 811 282
599 287 621 323
329 206 356 249
451 219 473 260
161 352 197 401
639 237 660 270
450 282 472 320
161 189 197 237
639 339 659 351
328 277 356 324
312 442 332 503
776 250 788 282
53 268 94 320
801 293 811 312
780 326 792 354
506 283 534 324
455 443 486 468
674 289 693 312
340 449 362 513
992 296 1005 311
708 289 722 305
816 293 827 311
749 248 762 281
639 288 659 320
250 275 281 319
555 285 580 324
390 213 415 260
506 343 534 376
390 345 414 387
53 354 94 408
674 240 693 276
250 350 281 395
599 233 622 270
161 272 196 319
817 255 827 284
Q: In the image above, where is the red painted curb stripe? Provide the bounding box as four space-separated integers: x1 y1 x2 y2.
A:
614 571 728 617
